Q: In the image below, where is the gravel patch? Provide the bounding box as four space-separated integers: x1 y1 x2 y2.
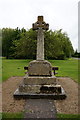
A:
2 77 78 114
54 77 78 114
2 77 26 113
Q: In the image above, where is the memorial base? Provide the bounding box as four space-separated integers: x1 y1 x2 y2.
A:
13 60 67 100
14 87 66 100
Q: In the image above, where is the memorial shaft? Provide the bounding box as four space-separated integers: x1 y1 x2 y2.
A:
32 16 49 60
37 29 44 60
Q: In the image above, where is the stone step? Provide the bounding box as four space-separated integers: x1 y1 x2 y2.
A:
19 84 62 94
14 87 66 100
23 73 56 85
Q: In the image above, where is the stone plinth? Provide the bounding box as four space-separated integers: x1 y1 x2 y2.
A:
19 85 41 93
19 84 62 94
23 73 56 85
28 60 52 76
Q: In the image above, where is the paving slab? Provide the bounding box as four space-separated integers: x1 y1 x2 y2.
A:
24 99 57 119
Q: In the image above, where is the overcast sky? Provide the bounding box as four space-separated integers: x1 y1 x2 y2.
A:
0 0 79 51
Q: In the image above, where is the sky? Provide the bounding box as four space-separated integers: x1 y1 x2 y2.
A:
0 0 79 51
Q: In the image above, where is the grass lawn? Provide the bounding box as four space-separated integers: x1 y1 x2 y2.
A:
1 58 79 119
2 58 31 82
49 58 78 82
0 57 2 83
2 58 78 82
2 112 23 119
1 113 80 119
57 114 80 119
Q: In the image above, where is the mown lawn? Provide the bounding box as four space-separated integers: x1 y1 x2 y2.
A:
57 114 80 119
0 57 2 83
49 58 78 82
2 58 78 82
2 58 31 82
2 112 23 119
1 113 80 119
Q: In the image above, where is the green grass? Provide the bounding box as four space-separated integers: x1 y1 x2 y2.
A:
57 114 80 119
0 113 2 120
2 58 78 82
0 57 2 83
2 58 31 82
49 58 78 82
1 113 80 119
2 112 23 119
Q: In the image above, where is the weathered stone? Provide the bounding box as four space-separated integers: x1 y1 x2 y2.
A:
40 85 62 93
32 16 49 31
19 84 62 94
24 73 56 85
28 60 52 76
14 86 67 99
33 16 49 60
19 84 41 93
37 29 44 60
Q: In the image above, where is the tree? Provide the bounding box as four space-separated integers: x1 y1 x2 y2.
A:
44 29 74 59
11 29 37 59
72 49 80 58
2 27 21 58
2 28 74 60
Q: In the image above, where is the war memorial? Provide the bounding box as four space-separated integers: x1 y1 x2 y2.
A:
14 16 66 100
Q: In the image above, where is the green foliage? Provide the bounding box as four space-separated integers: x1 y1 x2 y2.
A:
44 29 74 59
11 29 37 59
72 49 80 58
2 27 21 59
2 28 74 59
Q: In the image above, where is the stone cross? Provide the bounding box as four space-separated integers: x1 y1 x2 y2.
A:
32 16 49 60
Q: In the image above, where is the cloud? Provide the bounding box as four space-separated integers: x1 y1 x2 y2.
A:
0 0 79 51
